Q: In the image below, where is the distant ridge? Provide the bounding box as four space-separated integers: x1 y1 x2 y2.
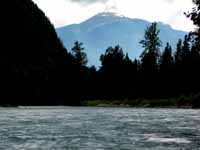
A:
56 12 187 66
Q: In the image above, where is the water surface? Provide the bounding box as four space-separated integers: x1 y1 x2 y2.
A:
0 107 199 150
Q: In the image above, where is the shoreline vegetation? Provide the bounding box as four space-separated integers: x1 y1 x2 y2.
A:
81 94 200 109
81 99 191 109
1 93 199 109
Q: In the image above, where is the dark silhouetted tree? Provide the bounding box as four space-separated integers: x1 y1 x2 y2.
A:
100 45 134 99
139 22 162 97
185 0 200 107
100 45 124 84
175 39 183 63
140 22 161 72
159 43 174 97
160 43 174 71
182 35 191 62
175 35 191 95
186 0 200 50
100 45 124 66
71 41 88 66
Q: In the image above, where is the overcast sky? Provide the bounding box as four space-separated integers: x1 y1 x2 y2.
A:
32 0 195 32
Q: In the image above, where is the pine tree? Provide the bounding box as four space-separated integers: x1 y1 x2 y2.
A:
140 22 161 56
186 0 200 50
140 22 161 72
181 35 191 62
185 0 200 106
99 45 127 99
100 45 124 66
139 22 162 98
175 39 183 63
124 53 133 65
160 42 174 71
71 41 88 66
159 43 175 97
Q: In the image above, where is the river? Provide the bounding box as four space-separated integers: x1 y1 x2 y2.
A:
0 107 199 150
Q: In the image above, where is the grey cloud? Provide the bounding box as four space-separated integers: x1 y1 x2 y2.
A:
67 0 109 5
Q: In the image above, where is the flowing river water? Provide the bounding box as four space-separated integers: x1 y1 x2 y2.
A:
0 107 199 150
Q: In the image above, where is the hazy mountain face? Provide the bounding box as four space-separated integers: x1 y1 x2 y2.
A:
56 12 187 66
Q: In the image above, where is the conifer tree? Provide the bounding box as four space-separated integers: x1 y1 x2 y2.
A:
71 41 88 66
160 42 174 71
175 39 183 63
140 22 161 72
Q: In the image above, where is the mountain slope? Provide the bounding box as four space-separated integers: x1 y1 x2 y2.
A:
0 0 74 104
56 12 187 66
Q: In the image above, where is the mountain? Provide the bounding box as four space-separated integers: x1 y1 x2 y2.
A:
1 0 75 104
56 12 187 66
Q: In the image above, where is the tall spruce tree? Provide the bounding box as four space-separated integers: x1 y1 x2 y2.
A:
99 45 128 99
71 41 88 66
139 22 162 98
186 0 200 50
175 39 183 63
140 22 161 72
159 43 174 97
185 0 200 107
182 35 191 62
160 43 174 71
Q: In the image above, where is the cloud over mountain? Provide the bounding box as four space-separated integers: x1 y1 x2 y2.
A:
67 0 109 5
164 0 174 3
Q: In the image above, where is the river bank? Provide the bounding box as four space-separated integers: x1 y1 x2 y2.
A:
81 96 198 109
0 93 199 108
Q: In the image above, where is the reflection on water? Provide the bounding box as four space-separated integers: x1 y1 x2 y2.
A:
0 107 199 150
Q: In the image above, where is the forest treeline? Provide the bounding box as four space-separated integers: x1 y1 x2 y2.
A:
0 0 200 107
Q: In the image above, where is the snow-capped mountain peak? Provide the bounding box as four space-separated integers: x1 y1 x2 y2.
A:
96 11 125 18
